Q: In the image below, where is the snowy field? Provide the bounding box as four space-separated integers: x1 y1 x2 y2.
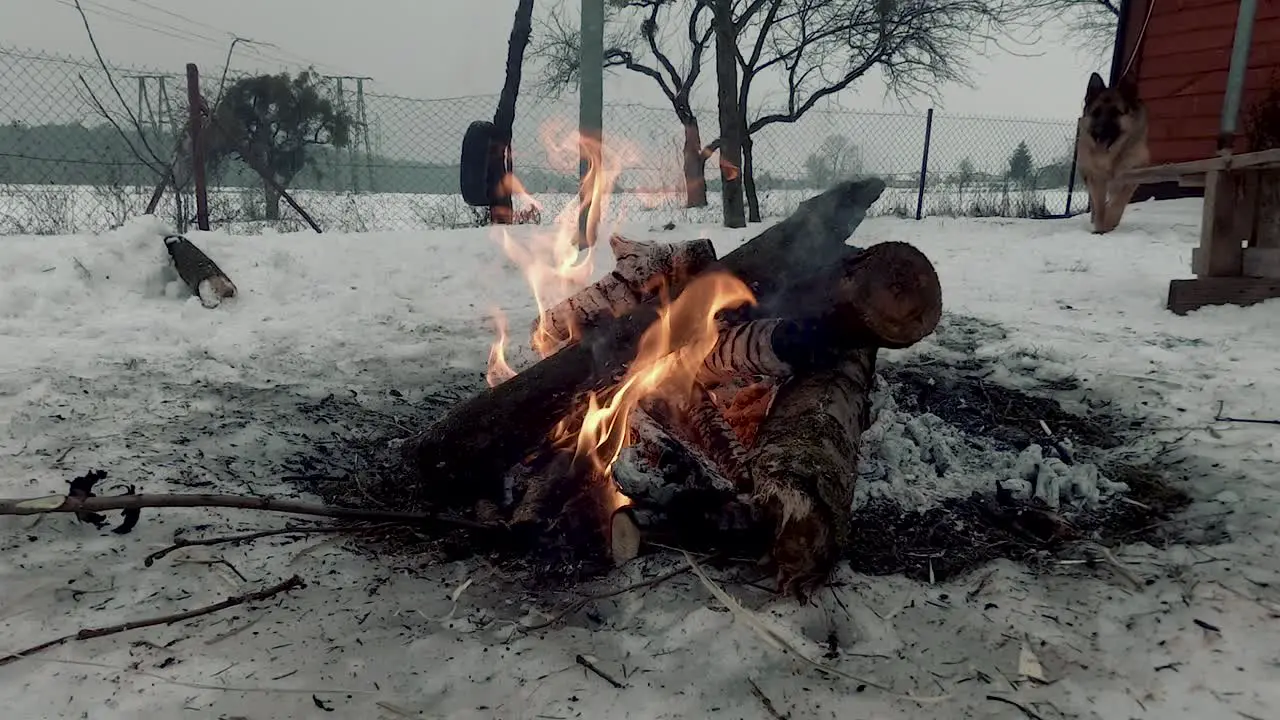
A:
2 197 1279 719
0 182 1081 235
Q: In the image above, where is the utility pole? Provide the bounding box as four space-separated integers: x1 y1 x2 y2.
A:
323 75 374 194
578 0 604 249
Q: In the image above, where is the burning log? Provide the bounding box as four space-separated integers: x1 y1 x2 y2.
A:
163 234 236 309
404 178 939 509
533 235 717 353
748 348 878 600
722 380 777 448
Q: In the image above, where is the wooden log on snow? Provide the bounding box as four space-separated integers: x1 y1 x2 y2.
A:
748 348 878 600
405 178 928 508
533 235 718 353
164 234 236 308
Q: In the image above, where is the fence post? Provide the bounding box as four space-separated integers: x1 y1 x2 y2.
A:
1064 127 1080 216
914 108 934 221
185 63 210 232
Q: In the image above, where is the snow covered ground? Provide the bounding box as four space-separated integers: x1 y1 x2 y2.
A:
1 197 1279 719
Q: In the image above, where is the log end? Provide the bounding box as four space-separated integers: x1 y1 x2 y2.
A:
751 445 857 601
610 507 642 565
839 241 942 349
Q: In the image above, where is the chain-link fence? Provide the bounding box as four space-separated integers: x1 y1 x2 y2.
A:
0 45 1087 236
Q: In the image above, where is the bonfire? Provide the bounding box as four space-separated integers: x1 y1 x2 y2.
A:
404 126 943 598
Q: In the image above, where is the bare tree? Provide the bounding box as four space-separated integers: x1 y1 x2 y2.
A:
719 0 1014 221
803 134 863 187
533 0 716 207
1015 0 1118 58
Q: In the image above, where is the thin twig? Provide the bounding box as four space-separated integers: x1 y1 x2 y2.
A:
1215 401 1280 427
0 575 304 667
519 565 694 632
986 695 1046 720
144 523 393 567
748 678 789 720
71 0 166 168
575 654 626 689
0 492 498 532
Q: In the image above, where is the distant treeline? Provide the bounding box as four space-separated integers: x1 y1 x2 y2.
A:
0 122 590 195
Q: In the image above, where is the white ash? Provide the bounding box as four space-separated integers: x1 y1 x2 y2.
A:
854 375 1129 513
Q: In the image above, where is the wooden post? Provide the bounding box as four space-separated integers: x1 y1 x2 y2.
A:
185 63 210 232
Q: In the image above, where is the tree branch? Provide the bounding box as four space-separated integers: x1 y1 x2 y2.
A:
0 575 305 668
0 490 499 532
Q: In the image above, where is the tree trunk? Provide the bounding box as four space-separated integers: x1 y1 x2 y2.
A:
743 134 761 223
712 0 746 229
682 119 709 208
489 0 535 225
264 179 281 221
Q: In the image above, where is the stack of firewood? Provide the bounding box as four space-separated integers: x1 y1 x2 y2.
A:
401 178 943 599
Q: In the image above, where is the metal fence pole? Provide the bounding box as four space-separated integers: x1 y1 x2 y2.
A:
914 108 934 221
1064 129 1080 217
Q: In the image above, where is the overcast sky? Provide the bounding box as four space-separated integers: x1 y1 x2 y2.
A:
5 0 1108 121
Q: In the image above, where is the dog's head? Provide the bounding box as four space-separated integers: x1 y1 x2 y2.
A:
1083 72 1141 147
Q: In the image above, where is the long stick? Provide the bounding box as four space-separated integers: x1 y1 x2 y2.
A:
0 492 498 532
0 575 304 668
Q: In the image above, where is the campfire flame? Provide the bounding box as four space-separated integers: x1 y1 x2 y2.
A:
486 121 744 516
573 271 755 492
485 308 516 388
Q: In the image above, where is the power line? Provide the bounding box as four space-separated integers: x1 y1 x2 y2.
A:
110 0 345 72
51 0 347 75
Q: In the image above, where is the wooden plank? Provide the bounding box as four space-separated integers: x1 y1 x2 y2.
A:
1145 1 1274 39
1243 248 1280 277
1167 278 1280 315
1140 68 1271 103
1139 40 1280 81
1120 149 1280 184
1145 27 1240 59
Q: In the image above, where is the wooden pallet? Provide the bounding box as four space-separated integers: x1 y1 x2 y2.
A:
1122 149 1280 315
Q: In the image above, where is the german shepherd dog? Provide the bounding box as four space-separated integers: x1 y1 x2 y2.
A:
1076 72 1150 234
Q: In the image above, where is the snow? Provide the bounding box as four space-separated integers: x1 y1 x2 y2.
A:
2 197 1280 719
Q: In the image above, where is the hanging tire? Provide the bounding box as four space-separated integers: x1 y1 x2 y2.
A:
460 120 497 206
460 121 515 207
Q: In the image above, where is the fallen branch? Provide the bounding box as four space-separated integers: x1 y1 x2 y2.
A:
143 523 394 567
0 575 304 668
0 492 498 532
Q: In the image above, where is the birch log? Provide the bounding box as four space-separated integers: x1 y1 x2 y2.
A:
533 235 717 353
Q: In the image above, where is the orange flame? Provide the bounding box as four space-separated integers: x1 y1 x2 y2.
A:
485 308 517 387
486 120 739 517
573 271 756 507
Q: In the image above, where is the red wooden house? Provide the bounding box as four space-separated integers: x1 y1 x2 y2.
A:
1114 0 1280 313
1117 0 1280 166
